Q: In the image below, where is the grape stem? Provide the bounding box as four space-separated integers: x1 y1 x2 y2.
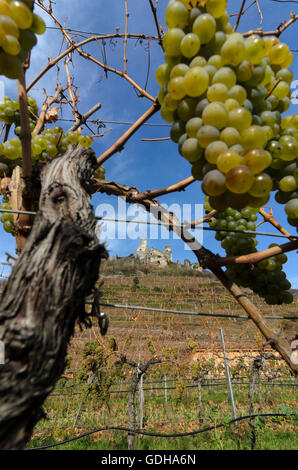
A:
258 208 292 240
148 0 163 46
97 101 160 165
233 0 246 33
243 11 298 37
33 85 65 135
214 239 298 267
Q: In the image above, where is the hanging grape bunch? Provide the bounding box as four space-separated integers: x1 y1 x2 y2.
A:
204 199 293 305
156 0 298 217
0 0 46 79
156 0 297 305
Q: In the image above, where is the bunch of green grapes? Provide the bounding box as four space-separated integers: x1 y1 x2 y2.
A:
0 127 94 168
0 0 45 79
204 199 293 305
0 198 14 232
0 95 38 131
157 0 294 212
267 114 298 233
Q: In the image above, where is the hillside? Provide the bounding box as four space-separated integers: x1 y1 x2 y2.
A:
67 259 297 366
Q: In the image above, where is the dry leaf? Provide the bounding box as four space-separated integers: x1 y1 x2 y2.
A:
45 106 60 123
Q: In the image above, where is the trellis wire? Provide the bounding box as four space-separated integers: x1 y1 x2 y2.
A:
26 412 297 450
0 209 296 239
88 301 298 320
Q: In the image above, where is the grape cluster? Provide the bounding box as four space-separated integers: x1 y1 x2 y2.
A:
157 0 295 212
0 94 38 130
0 126 95 175
204 199 293 305
268 115 298 233
0 0 46 79
0 198 13 233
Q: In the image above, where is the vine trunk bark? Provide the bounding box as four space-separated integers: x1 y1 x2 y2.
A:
0 145 107 450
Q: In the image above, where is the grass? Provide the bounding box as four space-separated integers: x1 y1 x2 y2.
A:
28 381 298 451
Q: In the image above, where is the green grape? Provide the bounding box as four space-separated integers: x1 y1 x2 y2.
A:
155 63 170 86
189 55 207 67
168 76 186 100
163 95 179 111
224 98 239 111
208 31 226 54
0 52 21 78
177 97 197 121
189 7 203 28
207 83 228 102
279 135 297 161
272 80 290 100
1 212 13 223
10 1 33 29
192 13 216 44
276 68 293 85
169 63 189 78
180 33 200 58
164 53 182 67
79 135 93 148
212 66 237 89
197 125 220 148
206 0 227 18
202 169 226 196
245 34 266 64
165 1 189 29
203 64 217 82
236 60 254 82
46 144 58 157
279 176 297 192
163 27 185 56
216 150 242 174
0 0 11 16
208 54 222 69
3 219 13 233
221 37 246 66
205 140 228 164
269 42 290 65
19 29 37 51
0 14 19 38
181 137 203 163
242 148 272 174
183 66 209 97
226 165 254 194
285 198 298 218
2 34 20 55
30 13 46 35
228 107 252 131
220 127 240 146
248 173 273 197
240 125 267 149
185 117 202 137
202 102 228 129
228 85 247 105
160 105 175 122
170 120 185 143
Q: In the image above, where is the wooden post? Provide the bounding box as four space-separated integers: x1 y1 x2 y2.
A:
220 328 237 423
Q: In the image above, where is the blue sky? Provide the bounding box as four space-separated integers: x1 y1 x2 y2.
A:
0 0 298 286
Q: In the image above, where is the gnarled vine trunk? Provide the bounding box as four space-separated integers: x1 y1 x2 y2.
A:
0 145 107 450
